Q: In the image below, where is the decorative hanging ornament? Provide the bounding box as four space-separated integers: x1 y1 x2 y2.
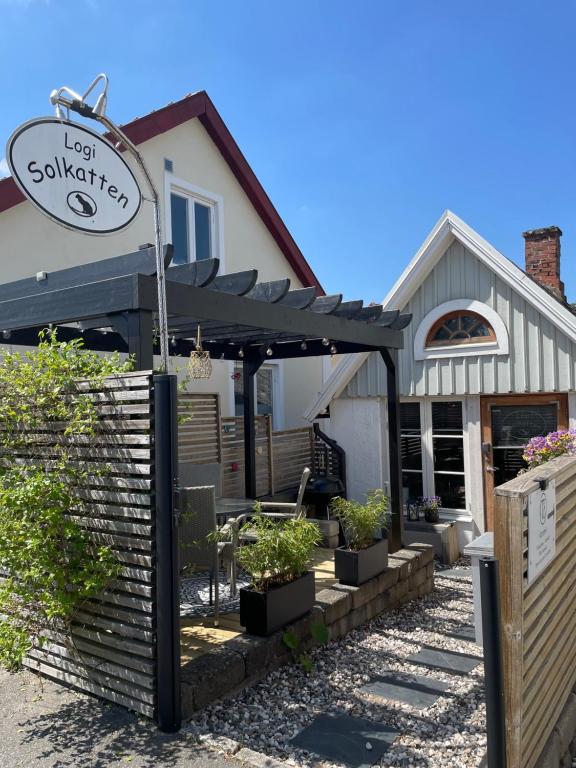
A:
187 325 212 379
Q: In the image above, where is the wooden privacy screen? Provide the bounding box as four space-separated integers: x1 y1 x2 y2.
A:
494 454 576 768
178 393 221 465
176 393 316 498
22 372 158 719
221 416 271 497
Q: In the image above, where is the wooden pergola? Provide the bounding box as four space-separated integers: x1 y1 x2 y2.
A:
0 245 411 550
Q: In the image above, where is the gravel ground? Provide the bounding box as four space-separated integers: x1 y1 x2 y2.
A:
188 562 485 768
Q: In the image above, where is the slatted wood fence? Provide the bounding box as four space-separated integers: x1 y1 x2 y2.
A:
494 454 576 768
19 371 158 719
177 393 317 497
178 393 221 464
221 416 271 497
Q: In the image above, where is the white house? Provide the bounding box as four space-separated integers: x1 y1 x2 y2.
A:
306 211 576 549
0 91 325 430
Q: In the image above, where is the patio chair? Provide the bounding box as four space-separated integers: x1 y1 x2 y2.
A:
178 484 234 626
231 465 312 541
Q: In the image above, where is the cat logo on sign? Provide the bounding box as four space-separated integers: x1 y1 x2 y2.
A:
6 117 141 235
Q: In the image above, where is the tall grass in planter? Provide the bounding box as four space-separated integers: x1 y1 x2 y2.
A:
330 490 390 586
237 513 321 636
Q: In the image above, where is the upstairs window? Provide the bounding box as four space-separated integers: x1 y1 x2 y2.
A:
170 193 214 265
425 311 495 348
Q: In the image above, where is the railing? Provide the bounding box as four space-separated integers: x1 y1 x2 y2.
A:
494 454 576 767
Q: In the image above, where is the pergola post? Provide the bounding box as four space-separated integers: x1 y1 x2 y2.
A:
243 358 263 498
127 310 154 370
380 348 404 553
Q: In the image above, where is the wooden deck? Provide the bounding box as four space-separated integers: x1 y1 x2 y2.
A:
180 548 337 663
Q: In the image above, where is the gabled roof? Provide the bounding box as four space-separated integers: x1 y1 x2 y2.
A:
0 91 323 293
305 209 576 420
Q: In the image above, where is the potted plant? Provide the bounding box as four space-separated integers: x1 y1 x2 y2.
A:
330 489 390 586
237 512 321 637
419 495 441 523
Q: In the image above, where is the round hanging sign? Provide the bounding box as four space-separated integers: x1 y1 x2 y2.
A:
6 117 142 235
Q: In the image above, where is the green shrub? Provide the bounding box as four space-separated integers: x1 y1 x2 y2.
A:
0 329 132 669
329 489 389 551
236 514 321 592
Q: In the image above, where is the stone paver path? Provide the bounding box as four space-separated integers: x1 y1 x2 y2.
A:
189 564 486 767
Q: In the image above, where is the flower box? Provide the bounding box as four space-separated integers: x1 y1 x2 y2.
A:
239 571 315 637
334 537 388 586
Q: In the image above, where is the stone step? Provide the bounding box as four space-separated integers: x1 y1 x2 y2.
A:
290 713 398 768
360 671 450 709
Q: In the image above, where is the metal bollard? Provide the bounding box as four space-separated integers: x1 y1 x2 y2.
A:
480 556 506 768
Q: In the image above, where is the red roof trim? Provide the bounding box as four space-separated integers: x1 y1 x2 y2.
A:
0 91 324 294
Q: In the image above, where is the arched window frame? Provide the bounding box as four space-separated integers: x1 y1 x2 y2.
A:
414 299 509 361
426 310 496 347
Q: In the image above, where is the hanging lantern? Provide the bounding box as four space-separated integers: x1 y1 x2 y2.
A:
187 325 212 379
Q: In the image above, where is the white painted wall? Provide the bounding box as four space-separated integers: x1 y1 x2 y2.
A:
331 397 388 502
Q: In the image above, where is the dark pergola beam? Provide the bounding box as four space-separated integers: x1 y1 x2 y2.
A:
380 348 404 554
0 275 140 333
137 275 405 350
242 359 263 498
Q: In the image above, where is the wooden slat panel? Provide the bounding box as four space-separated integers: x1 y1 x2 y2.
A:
495 454 576 768
13 371 158 721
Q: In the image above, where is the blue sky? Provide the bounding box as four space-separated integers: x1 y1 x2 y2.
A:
1 0 576 302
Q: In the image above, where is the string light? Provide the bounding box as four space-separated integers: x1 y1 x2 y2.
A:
170 335 177 347
238 347 245 358
330 343 337 355
2 330 11 340
265 345 274 357
322 337 330 346
300 340 307 351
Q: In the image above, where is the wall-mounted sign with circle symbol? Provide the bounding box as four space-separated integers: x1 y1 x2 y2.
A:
6 118 141 235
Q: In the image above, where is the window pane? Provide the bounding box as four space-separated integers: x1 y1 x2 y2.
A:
170 194 189 266
257 368 273 418
402 435 422 470
491 405 557 447
402 472 423 503
194 202 212 261
400 402 422 470
434 473 466 509
233 363 243 417
433 437 464 472
400 402 420 432
432 402 463 434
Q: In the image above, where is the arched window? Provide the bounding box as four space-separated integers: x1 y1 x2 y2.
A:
425 311 495 348
413 300 509 360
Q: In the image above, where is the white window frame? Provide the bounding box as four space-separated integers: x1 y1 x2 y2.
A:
228 360 285 431
413 299 509 360
164 173 225 269
401 397 470 519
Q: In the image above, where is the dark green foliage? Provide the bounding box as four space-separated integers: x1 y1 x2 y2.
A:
0 330 132 669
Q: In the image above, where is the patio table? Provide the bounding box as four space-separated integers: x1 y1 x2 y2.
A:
215 497 256 523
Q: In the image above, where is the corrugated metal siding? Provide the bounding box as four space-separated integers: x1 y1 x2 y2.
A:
346 239 576 398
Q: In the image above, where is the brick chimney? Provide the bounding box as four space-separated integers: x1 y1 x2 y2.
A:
523 226 565 301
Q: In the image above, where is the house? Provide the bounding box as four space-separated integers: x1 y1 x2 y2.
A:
0 91 325 430
306 210 576 550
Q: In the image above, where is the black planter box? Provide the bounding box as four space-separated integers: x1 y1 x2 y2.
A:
240 571 316 637
334 537 388 586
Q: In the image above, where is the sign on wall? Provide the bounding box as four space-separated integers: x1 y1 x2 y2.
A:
527 479 556 585
6 118 141 235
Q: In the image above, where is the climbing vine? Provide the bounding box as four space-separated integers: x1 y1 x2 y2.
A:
0 329 133 669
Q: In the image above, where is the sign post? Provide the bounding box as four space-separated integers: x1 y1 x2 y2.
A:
5 74 170 372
